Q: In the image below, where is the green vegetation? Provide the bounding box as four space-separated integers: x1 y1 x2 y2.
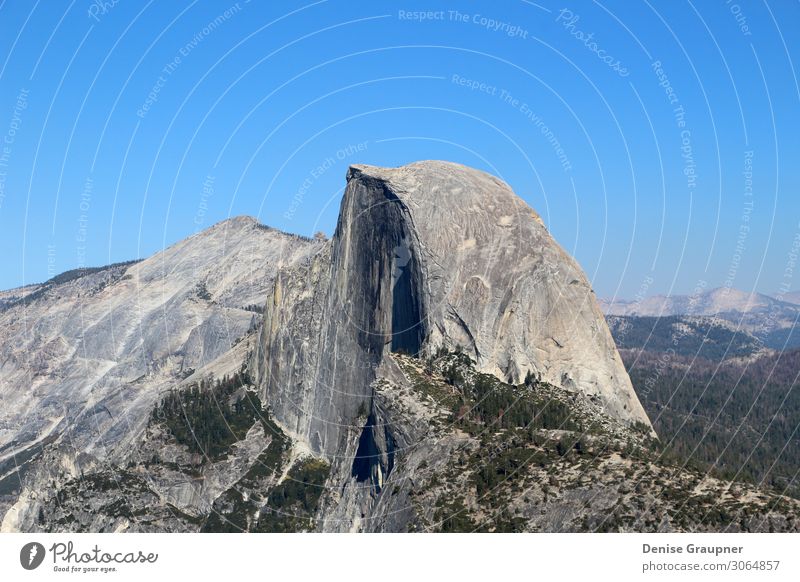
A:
242 416 291 483
623 347 800 499
201 491 247 532
2 260 141 311
401 346 783 532
254 458 331 532
399 347 639 531
608 315 761 359
49 469 163 531
406 347 762 532
434 497 478 532
201 419 330 533
43 260 141 286
458 372 581 433
149 368 264 462
76 471 152 494
411 348 585 435
200 454 289 533
254 222 316 243
165 504 206 526
195 281 212 301
143 366 320 534
474 445 534 496
607 314 800 499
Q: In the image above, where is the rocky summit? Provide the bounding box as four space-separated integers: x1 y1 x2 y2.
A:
1 162 797 533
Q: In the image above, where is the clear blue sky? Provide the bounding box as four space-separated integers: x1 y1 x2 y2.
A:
0 0 798 300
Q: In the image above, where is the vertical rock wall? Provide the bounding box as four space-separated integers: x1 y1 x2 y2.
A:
254 161 651 463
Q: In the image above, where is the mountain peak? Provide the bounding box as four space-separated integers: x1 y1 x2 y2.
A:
256 161 650 464
346 161 543 227
348 159 509 187
204 214 261 231
601 287 800 348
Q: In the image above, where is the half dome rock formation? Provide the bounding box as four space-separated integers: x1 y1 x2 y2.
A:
253 161 650 460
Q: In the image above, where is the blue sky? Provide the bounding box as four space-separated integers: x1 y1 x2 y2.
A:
0 0 798 299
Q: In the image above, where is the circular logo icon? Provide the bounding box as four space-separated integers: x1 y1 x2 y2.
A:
20 542 46 570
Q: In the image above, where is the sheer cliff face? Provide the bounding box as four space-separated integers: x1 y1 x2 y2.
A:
255 161 651 460
253 174 418 456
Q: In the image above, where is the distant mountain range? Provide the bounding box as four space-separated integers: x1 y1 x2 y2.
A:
782 291 800 306
601 287 800 350
606 315 764 360
601 286 800 317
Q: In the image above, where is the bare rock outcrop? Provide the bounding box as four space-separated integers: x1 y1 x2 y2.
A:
253 161 650 462
0 217 318 530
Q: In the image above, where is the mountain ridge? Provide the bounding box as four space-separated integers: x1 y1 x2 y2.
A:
601 287 800 350
601 286 800 318
0 215 317 297
0 214 320 531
